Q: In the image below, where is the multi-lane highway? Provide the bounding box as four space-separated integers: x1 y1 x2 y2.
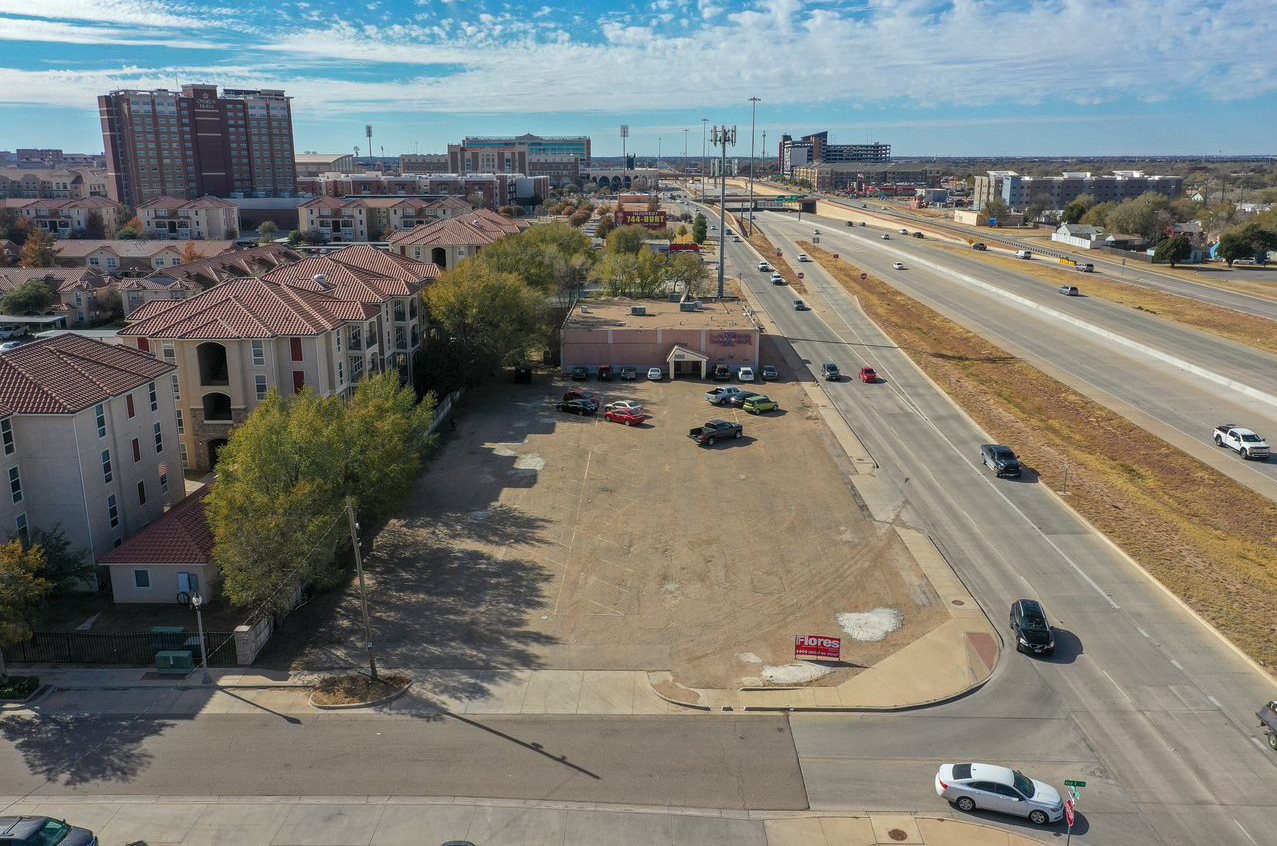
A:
694 197 1277 846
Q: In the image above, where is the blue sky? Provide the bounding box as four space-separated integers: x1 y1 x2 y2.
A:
0 0 1274 158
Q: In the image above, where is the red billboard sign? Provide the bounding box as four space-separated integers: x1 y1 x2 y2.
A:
617 210 668 229
794 635 841 660
669 242 700 252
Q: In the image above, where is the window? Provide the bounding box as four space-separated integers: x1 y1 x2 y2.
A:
292 371 305 393
154 421 163 453
159 471 169 495
137 480 146 505
126 394 135 418
179 442 188 468
14 513 27 545
175 409 184 434
162 341 175 362
0 419 12 455
289 337 303 361
251 339 265 366
101 449 112 483
95 403 106 438
133 569 150 589
335 332 341 353
132 438 141 462
8 466 21 503
171 372 180 401
255 374 267 400
149 381 158 411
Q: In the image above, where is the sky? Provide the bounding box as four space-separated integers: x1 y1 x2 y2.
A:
0 0 1274 159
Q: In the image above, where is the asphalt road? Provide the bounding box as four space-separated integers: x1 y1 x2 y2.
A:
0 713 808 810
706 203 1277 846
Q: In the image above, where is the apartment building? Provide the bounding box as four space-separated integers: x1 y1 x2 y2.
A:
0 167 114 200
5 149 105 169
99 85 296 205
53 240 239 275
298 196 470 241
0 334 183 570
119 246 435 470
972 170 1185 211
399 154 450 174
792 161 937 194
387 208 529 269
2 196 123 237
137 196 239 239
295 172 518 209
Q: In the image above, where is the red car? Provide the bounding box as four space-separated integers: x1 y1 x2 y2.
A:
605 407 646 426
859 366 878 383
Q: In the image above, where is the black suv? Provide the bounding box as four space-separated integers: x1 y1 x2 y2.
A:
980 444 1022 478
1010 599 1055 655
711 364 732 381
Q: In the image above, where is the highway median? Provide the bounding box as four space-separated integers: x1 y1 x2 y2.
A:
800 240 1277 674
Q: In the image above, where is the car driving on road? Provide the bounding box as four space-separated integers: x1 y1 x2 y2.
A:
793 300 808 310
820 362 841 381
757 261 772 272
859 366 877 383
934 763 1064 825
797 253 810 262
893 262 905 270
1057 285 1079 296
881 233 891 240
980 444 1022 478
1010 599 1055 655
771 273 785 285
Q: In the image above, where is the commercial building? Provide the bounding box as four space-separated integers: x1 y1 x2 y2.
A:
972 170 1185 211
387 208 529 269
4 149 105 169
560 298 759 378
792 161 938 194
99 85 297 205
52 240 240 275
778 131 890 176
295 153 355 177
399 154 451 174
462 134 591 165
119 245 436 469
137 196 239 240
447 143 580 187
2 196 123 237
298 196 471 242
0 167 114 200
0 334 184 570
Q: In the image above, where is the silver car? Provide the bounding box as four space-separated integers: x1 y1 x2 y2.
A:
934 763 1064 825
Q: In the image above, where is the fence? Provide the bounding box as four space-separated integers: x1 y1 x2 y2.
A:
2 630 240 667
425 389 463 438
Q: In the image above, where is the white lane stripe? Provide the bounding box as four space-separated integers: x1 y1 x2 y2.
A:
1136 627 1150 638
1208 695 1223 709
1169 658 1185 671
1250 736 1268 752
1234 820 1259 846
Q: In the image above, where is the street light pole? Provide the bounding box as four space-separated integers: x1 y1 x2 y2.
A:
711 124 736 300
747 96 760 236
345 495 378 681
701 118 708 199
190 593 212 684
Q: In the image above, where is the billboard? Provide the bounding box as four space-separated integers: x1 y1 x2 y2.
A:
618 210 667 229
794 635 841 660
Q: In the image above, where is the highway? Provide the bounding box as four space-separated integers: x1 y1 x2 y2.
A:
697 196 1277 846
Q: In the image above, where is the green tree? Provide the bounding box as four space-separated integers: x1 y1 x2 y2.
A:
0 539 52 681
96 287 123 321
600 252 641 297
287 229 305 246
667 251 708 297
257 221 279 243
19 526 91 594
982 198 1010 221
1 278 56 314
81 210 106 239
1024 201 1048 225
1081 201 1117 228
116 216 147 240
1061 193 1095 224
0 210 29 245
1216 231 1256 267
568 209 591 227
1106 193 1171 240
692 213 708 244
594 214 615 239
605 224 650 256
1153 233 1193 267
18 227 57 267
676 224 689 237
477 221 593 294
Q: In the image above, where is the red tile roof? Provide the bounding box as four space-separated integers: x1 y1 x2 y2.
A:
0 334 173 415
387 208 529 248
119 277 378 340
0 267 104 293
264 244 439 302
141 244 303 291
54 240 238 259
98 488 212 566
137 195 236 211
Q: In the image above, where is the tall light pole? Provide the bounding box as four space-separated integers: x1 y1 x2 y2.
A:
190 593 212 684
658 136 661 169
710 124 736 300
683 128 688 169
747 96 760 236
701 118 708 198
345 495 378 681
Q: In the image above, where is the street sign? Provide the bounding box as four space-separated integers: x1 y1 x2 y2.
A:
1065 798 1075 826
1063 780 1086 787
1068 786 1081 802
797 272 805 279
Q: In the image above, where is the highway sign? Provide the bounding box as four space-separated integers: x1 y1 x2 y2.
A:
1063 780 1086 787
1065 798 1075 826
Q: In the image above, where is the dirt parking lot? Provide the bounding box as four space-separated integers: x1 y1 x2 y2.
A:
267 356 946 690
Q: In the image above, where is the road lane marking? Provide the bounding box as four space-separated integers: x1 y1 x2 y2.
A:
1169 658 1185 671
1100 668 1136 706
1235 820 1259 846
1208 695 1223 709
1249 736 1268 752
1137 627 1150 638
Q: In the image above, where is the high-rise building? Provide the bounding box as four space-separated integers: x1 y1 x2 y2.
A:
99 85 296 206
778 131 890 176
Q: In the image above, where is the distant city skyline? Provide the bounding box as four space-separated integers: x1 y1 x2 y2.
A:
1 0 1274 158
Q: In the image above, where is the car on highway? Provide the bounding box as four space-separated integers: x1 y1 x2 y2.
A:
859 366 877 383
980 444 1022 478
604 406 645 426
813 229 820 235
797 253 810 262
733 235 741 242
620 366 637 380
898 228 909 235
771 273 785 285
793 300 808 310
1015 249 1032 259
738 366 755 382
911 231 924 239
646 367 663 381
757 261 772 271
761 365 778 380
892 262 905 270
570 365 589 380
1213 424 1269 460
1057 285 1079 296
557 398 598 416
934 763 1064 825
881 233 891 240
820 362 841 381
1075 263 1094 272
0 816 97 846
971 243 987 251
1010 599 1055 655
742 394 778 414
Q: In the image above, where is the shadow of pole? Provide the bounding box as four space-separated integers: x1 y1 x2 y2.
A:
437 710 601 780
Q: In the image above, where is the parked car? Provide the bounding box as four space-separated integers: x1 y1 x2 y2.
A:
0 341 22 352
0 817 97 846
893 262 905 270
738 366 755 382
0 324 23 340
859 366 877 383
971 243 987 251
743 395 778 414
980 444 1022 477
793 300 808 310
711 364 732 381
771 273 786 285
1010 599 1055 655
758 261 772 272
797 253 810 262
597 364 613 380
620 366 637 380
605 407 645 426
934 763 1064 826
570 365 589 380
821 362 841 381
1057 285 1079 296
557 398 598 415
1213 424 1270 460
705 386 753 406
646 367 663 381
562 389 596 402
604 400 642 413
689 419 743 445
761 365 778 380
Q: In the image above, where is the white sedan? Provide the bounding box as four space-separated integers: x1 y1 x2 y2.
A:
646 368 663 381
935 763 1063 826
604 400 643 413
893 262 905 270
738 366 755 382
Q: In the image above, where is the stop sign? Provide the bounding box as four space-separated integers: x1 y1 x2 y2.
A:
797 272 805 279
860 273 868 280
1065 799 1075 826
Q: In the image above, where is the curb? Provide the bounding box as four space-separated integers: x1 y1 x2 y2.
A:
0 682 49 711
308 677 411 710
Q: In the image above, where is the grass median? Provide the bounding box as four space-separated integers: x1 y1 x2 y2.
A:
800 240 1277 673
721 208 808 294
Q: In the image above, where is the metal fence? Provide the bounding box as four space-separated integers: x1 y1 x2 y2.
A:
2 630 239 667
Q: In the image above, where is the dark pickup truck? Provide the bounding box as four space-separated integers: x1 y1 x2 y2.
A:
689 419 743 445
1259 700 1277 751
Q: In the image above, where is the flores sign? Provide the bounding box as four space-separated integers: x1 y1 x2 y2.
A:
618 210 668 229
795 635 841 660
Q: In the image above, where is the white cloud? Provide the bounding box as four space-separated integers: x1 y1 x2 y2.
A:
0 15 224 48
0 0 216 28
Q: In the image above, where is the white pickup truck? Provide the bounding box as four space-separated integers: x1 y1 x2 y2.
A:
1213 424 1270 460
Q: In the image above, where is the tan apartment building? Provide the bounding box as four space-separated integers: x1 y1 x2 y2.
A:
3 196 123 238
387 208 529 269
137 195 239 240
0 335 183 573
0 167 114 200
53 239 238 275
298 196 470 242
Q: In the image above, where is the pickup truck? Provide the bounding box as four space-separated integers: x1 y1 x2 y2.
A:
706 386 753 406
689 419 743 445
1259 700 1277 751
1213 425 1270 460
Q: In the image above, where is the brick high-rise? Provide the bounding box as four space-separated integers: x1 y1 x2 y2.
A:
99 85 296 206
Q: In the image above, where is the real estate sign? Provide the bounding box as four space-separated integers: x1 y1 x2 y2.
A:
794 635 841 660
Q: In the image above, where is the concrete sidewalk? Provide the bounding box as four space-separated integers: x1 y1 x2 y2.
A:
0 795 1053 846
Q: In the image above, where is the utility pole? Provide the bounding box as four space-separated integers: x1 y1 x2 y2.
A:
658 137 661 169
621 125 629 169
345 495 378 681
710 124 736 299
683 129 688 169
701 118 708 199
747 96 760 236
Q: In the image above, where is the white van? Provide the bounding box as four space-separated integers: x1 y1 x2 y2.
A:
1015 250 1032 260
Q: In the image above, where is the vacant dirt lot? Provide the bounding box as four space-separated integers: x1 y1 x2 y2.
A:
265 360 945 690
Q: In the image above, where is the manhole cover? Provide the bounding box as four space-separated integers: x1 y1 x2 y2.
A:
888 829 908 842
951 599 965 606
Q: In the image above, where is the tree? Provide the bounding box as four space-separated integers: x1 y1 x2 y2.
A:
676 224 689 237
594 214 615 239
568 209 591 227
477 221 593 293
646 197 660 212
1081 201 1117 228
179 242 206 264
257 221 279 243
1216 230 1256 267
982 198 1010 221
96 287 123 320
497 205 522 218
465 192 485 209
667 251 708 297
0 210 30 246
1153 233 1193 267
1024 201 1048 225
692 213 708 244
9 525 92 594
81 210 106 239
0 539 52 681
338 373 436 526
605 225 650 256
424 260 546 385
0 278 56 314
116 216 146 240
1061 193 1095 224
18 227 56 267
287 229 305 246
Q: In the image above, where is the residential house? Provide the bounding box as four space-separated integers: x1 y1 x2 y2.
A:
3 197 123 238
387 208 530 269
53 240 239 275
1051 223 1105 250
137 196 239 240
0 335 183 572
98 488 215 604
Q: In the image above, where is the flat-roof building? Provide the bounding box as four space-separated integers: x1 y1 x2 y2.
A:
973 170 1185 211
462 134 591 165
